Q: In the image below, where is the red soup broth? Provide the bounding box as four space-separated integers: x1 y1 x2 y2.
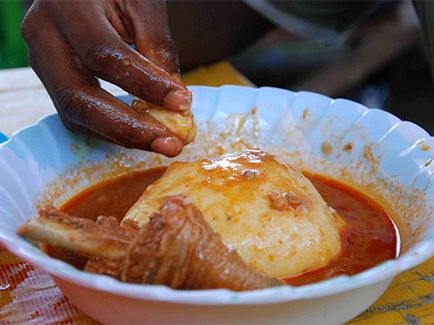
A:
59 167 400 286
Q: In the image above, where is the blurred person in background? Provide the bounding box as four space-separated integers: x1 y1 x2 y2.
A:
2 0 433 155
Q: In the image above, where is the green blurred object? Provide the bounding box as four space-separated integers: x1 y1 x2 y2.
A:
0 0 27 69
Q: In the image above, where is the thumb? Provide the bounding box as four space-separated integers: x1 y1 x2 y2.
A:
124 1 183 78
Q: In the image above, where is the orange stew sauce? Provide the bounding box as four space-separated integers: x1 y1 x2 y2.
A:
60 167 400 286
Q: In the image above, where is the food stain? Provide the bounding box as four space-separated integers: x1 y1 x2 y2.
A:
321 142 333 156
421 144 430 152
343 142 353 152
235 115 247 136
302 108 309 120
363 144 379 171
216 144 225 156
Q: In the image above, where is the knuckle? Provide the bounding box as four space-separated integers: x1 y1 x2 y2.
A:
154 32 176 51
162 41 177 60
161 46 177 63
55 87 84 121
84 42 106 68
157 33 178 59
84 42 120 76
163 31 175 46
20 13 37 43
20 1 47 43
58 114 78 134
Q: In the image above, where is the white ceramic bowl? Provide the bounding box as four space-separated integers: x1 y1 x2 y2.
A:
0 86 433 324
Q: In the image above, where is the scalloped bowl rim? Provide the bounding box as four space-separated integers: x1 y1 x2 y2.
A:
0 85 432 306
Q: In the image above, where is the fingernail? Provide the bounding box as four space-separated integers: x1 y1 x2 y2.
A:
151 136 183 157
164 89 191 111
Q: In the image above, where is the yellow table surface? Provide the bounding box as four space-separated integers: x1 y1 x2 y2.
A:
0 62 433 324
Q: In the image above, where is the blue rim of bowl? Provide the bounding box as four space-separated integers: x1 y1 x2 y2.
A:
0 132 8 144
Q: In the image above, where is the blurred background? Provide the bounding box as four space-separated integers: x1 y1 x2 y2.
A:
1 0 433 134
231 0 434 135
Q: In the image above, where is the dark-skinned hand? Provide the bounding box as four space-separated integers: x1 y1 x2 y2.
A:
21 0 190 157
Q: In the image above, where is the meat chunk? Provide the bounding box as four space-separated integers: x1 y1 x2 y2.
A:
122 195 282 289
17 196 282 291
17 206 131 260
124 149 346 278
